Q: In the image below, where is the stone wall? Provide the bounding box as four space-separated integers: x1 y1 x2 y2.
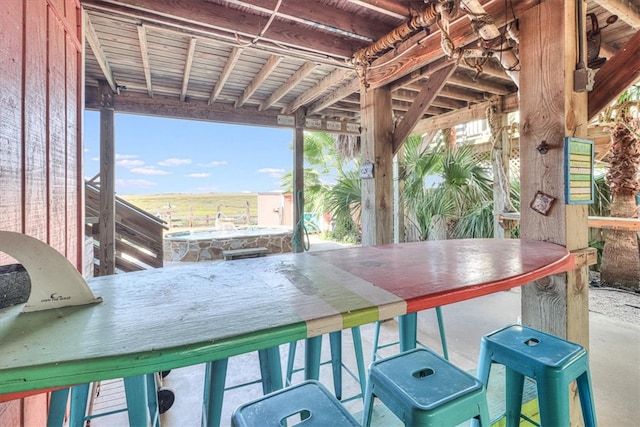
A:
164 231 293 262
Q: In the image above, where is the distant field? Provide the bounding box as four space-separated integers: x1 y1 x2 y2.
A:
121 193 258 228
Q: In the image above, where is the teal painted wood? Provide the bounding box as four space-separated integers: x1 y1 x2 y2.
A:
0 240 573 396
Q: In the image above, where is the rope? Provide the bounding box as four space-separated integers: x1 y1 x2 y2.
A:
292 190 310 252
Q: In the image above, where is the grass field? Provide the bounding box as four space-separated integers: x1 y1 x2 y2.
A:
121 193 258 228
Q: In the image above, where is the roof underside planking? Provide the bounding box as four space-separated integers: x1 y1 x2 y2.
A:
82 0 640 138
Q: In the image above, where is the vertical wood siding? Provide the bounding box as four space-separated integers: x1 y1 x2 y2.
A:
0 0 83 423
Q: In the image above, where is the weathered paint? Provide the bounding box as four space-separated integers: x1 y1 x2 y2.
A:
0 240 573 396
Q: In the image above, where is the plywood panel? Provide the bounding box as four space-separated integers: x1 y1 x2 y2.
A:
23 394 48 426
24 0 49 242
48 11 68 255
0 0 23 267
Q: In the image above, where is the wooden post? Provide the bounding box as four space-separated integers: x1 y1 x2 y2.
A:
393 149 405 244
360 86 393 246
520 0 590 348
292 108 305 252
98 80 115 276
488 103 512 238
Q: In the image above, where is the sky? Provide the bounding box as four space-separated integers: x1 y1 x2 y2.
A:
83 112 295 195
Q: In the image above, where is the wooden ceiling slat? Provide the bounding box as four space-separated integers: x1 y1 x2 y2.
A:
137 25 153 97
180 37 198 101
85 12 117 91
209 46 243 104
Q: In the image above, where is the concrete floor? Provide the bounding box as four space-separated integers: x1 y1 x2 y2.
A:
91 238 640 426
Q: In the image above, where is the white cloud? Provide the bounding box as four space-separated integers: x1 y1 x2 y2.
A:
116 179 157 188
91 156 99 161
199 160 228 167
185 173 210 178
159 158 192 166
117 159 145 168
131 166 170 176
115 153 139 160
196 186 219 193
257 168 285 178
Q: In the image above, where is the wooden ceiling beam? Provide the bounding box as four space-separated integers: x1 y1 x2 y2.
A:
260 61 318 111
307 78 359 114
284 68 352 114
343 0 408 20
209 46 243 105
393 63 457 151
85 0 364 60
448 74 512 95
588 29 640 119
136 25 153 97
180 37 197 102
592 0 640 29
235 54 283 108
364 0 539 89
225 0 395 42
85 12 117 91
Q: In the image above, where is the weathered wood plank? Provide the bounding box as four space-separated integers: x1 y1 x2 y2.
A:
24 0 49 243
222 247 269 261
0 0 24 266
98 81 116 276
48 11 68 255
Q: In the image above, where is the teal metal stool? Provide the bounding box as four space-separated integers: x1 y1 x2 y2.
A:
372 307 448 361
476 324 597 427
285 327 366 402
231 380 360 427
362 347 491 426
202 345 283 427
48 373 165 427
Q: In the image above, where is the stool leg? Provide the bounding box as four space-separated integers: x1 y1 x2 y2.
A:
504 367 525 427
329 331 343 399
435 306 449 360
146 373 160 427
304 336 323 381
537 377 570 427
398 312 417 352
577 371 598 427
202 359 228 427
123 375 151 427
68 383 90 427
351 326 367 397
258 346 283 394
47 388 70 427
361 373 376 427
285 341 297 386
371 321 382 362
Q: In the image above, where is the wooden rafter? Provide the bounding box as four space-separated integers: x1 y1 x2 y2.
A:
393 63 457 152
136 25 153 97
85 0 364 60
260 62 318 111
344 0 408 20
588 30 640 119
308 78 359 114
592 0 640 29
448 74 512 95
209 46 243 105
235 54 283 108
284 68 352 114
180 37 198 102
85 12 117 91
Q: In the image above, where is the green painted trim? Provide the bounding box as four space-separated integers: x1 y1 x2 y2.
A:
342 307 379 329
0 323 307 394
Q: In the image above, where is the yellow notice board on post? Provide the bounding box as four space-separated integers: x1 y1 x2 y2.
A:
564 137 594 204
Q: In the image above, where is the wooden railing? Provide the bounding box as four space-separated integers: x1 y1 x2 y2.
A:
85 182 167 273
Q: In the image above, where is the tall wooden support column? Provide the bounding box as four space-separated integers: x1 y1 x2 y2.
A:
519 0 590 381
489 105 512 238
98 81 116 276
292 109 305 252
360 86 393 246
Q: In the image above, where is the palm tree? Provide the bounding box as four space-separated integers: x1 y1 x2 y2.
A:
598 85 640 288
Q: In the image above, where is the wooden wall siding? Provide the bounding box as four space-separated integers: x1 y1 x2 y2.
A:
0 0 82 423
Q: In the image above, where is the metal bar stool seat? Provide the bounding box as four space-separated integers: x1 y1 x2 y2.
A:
231 380 360 427
362 347 491 426
476 324 597 427
286 327 366 402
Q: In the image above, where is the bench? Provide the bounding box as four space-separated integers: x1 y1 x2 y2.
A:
222 247 269 261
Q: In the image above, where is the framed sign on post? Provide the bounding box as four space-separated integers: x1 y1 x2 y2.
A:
564 137 594 204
